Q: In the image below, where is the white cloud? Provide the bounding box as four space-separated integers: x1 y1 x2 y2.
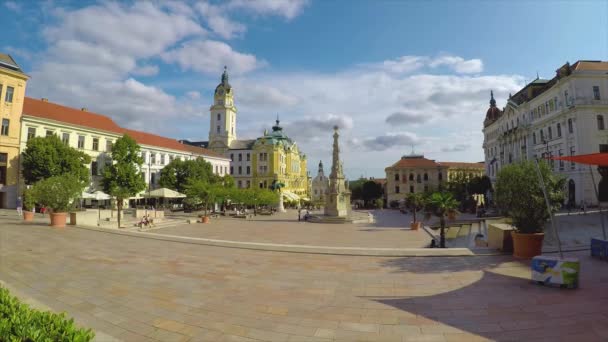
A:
227 0 309 20
429 55 483 74
282 114 354 143
351 132 421 152
441 144 470 152
385 111 429 125
366 54 484 74
196 2 246 39
186 90 201 100
4 1 20 12
161 40 265 75
132 65 160 77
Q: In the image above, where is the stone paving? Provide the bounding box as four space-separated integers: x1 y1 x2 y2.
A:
157 209 431 249
1 213 608 341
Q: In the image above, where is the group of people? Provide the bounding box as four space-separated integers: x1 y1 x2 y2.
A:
297 208 311 221
138 214 154 228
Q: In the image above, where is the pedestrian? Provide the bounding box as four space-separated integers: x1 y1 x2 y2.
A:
298 208 301 221
580 200 586 214
16 197 22 216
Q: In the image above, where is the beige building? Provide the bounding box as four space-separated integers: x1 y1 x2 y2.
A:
311 160 328 203
385 154 485 204
20 97 230 200
0 54 28 208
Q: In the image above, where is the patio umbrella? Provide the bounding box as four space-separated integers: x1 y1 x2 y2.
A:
144 187 186 198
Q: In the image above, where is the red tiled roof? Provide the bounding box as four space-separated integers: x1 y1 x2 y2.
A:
571 60 608 71
439 162 485 169
23 97 227 159
388 156 442 169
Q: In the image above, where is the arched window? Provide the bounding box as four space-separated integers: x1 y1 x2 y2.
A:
416 174 421 183
394 173 399 181
597 115 605 130
409 173 414 181
557 123 562 137
438 172 443 181
423 173 428 181
217 113 221 121
548 126 553 139
533 132 537 145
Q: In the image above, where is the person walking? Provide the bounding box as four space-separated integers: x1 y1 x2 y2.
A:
298 208 302 221
16 197 22 216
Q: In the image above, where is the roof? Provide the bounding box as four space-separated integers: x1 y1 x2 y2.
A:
0 53 25 75
388 155 442 169
571 60 608 71
23 97 227 160
440 162 485 169
229 139 256 150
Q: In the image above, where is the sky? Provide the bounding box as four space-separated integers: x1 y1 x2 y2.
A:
1 0 607 179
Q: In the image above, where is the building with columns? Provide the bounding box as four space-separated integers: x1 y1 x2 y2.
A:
0 53 28 208
181 67 310 200
20 97 230 201
482 60 608 206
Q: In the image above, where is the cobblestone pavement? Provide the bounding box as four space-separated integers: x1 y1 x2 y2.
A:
1 217 608 341
157 209 432 248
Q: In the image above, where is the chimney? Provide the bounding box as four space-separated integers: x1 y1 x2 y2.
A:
41 98 48 102
81 108 87 111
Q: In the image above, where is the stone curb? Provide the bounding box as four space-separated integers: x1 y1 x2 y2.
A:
72 225 486 257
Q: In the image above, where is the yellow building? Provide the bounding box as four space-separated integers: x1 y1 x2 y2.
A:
0 54 28 208
181 67 309 200
441 162 485 182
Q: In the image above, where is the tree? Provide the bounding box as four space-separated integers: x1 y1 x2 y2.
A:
32 174 86 212
159 158 217 193
101 134 146 228
361 181 383 207
185 180 222 216
425 192 459 248
494 160 565 234
21 135 91 184
405 192 426 223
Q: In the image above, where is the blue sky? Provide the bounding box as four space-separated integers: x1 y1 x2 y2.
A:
1 0 606 178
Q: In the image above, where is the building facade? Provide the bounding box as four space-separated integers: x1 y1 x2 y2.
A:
0 54 28 208
482 60 608 206
384 154 485 204
311 161 329 203
182 67 310 200
20 97 230 200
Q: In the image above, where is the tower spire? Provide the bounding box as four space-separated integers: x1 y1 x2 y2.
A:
221 65 230 86
490 90 496 107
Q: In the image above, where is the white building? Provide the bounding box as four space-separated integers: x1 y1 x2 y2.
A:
20 97 230 197
483 60 608 206
311 160 329 203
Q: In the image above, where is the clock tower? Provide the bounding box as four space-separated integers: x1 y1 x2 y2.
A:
208 66 237 151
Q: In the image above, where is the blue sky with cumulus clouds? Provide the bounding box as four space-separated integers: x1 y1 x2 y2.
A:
1 0 606 178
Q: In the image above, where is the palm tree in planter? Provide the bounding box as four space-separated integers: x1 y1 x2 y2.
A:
425 192 459 248
32 174 85 228
405 192 426 230
495 160 565 258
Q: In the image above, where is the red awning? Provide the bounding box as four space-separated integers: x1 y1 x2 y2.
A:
549 153 608 166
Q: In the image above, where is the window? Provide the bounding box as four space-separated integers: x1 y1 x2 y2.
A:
169 155 174 163
600 144 608 153
409 173 414 181
568 119 573 133
416 174 421 183
423 173 428 181
545 102 549 114
91 161 98 176
4 86 14 103
554 96 558 109
558 150 564 170
557 123 562 137
62 133 69 145
424 185 429 192
246 180 250 188
151 153 156 164
217 113 221 121
238 153 242 161
247 153 250 161
533 132 537 145
238 166 242 175
78 135 85 149
216 125 220 134
394 173 399 181
230 166 233 175
0 119 8 136
438 172 442 181
246 166 250 174
594 86 601 100
92 138 99 151
27 127 36 140
46 130 54 137
540 129 544 142
395 186 400 194
238 180 242 188
151 173 156 186
598 115 605 130
0 153 7 185
564 90 569 105
230 154 234 161
548 126 552 139
161 154 165 165
570 146 576 169
106 140 112 152
410 185 414 193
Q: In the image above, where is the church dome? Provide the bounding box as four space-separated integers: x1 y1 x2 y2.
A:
484 90 502 126
215 66 231 94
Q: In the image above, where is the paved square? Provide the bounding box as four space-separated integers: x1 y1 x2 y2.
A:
1 211 608 341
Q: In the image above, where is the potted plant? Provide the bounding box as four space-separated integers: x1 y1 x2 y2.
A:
405 193 426 230
22 188 37 222
495 160 565 258
425 192 459 248
32 174 85 228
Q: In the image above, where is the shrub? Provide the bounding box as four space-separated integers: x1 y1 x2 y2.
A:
0 287 95 341
32 174 86 212
22 188 36 211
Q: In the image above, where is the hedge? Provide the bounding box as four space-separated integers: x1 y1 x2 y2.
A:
0 287 95 341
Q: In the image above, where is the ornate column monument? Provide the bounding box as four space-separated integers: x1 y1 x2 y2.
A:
325 126 351 217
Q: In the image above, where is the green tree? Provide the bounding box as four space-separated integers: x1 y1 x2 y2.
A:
494 160 565 234
361 180 383 207
32 174 86 212
21 135 91 184
159 158 217 193
101 134 146 228
185 180 222 216
425 192 460 248
405 192 426 223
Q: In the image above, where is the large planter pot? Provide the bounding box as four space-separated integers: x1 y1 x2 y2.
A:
410 221 421 230
23 211 34 222
49 212 67 228
511 231 544 259
201 216 210 224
